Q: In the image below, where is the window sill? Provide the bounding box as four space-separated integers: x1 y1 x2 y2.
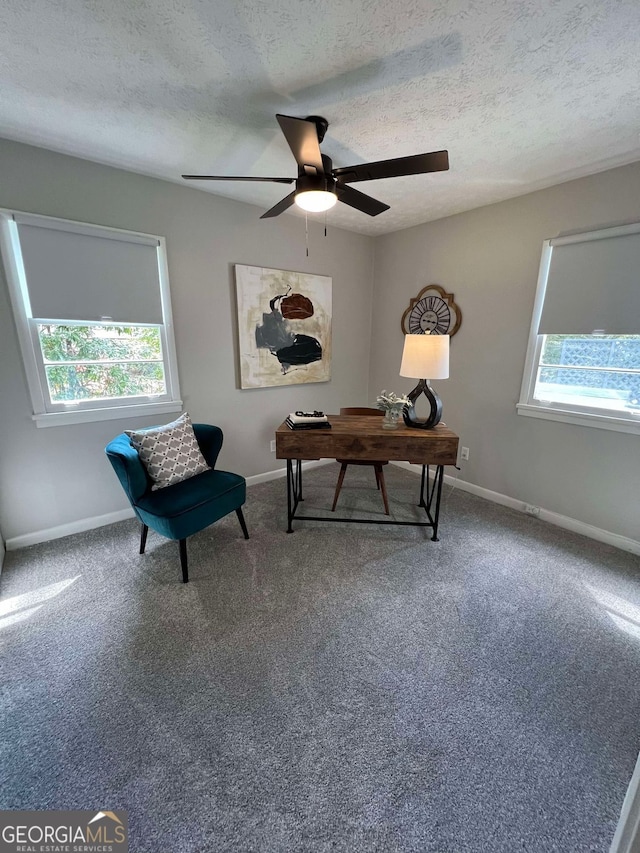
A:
33 400 184 428
516 402 640 436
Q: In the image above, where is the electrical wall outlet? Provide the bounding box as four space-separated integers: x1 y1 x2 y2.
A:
524 504 541 517
270 439 276 452
460 446 469 461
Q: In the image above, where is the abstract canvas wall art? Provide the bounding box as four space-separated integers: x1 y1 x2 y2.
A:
235 265 332 389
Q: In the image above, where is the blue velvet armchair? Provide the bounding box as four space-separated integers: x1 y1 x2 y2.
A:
105 423 248 583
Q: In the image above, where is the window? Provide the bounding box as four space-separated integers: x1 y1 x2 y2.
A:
518 223 640 435
0 210 182 426
534 334 640 412
38 323 166 404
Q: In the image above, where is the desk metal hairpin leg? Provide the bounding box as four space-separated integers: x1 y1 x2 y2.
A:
286 458 303 533
419 464 445 540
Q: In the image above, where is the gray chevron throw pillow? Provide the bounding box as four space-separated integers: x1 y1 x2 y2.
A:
125 412 210 490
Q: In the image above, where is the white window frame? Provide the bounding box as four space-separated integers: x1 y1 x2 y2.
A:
0 210 183 427
517 227 640 437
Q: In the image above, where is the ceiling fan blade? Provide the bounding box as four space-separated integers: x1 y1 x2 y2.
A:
276 114 324 174
182 175 294 184
260 191 297 219
333 150 449 183
336 184 389 217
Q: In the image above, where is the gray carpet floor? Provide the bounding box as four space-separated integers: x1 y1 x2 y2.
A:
1 463 639 853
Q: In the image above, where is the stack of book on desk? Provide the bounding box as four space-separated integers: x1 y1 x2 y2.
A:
286 412 332 430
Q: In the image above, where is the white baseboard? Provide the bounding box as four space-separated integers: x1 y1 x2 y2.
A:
245 458 331 487
4 459 333 551
5 508 136 551
391 461 640 557
5 459 638 556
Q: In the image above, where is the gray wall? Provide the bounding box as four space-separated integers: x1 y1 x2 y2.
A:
2 137 638 545
370 162 640 542
0 139 374 542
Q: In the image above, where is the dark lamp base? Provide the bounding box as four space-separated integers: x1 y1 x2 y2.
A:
403 379 443 430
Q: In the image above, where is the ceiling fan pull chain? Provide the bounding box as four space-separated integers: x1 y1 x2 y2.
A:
305 212 309 257
324 210 327 237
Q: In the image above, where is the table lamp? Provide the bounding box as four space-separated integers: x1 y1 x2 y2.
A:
399 333 450 429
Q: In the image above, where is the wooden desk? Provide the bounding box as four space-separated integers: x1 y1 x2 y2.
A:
275 415 459 538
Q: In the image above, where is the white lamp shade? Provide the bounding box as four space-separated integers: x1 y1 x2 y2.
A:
400 334 450 379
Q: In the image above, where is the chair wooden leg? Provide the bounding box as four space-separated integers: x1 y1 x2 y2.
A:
376 465 390 515
139 523 148 554
179 538 188 583
374 467 381 490
331 463 348 511
236 507 249 539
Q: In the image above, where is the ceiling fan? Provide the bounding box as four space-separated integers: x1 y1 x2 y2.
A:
182 114 449 219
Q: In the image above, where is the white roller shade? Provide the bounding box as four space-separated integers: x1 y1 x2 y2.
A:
539 226 640 335
15 214 163 324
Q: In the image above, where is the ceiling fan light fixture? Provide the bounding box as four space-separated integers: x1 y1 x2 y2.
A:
294 190 338 213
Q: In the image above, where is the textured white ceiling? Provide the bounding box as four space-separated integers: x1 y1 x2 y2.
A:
1 0 639 235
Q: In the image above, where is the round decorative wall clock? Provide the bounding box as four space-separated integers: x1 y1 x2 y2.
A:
401 284 462 337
